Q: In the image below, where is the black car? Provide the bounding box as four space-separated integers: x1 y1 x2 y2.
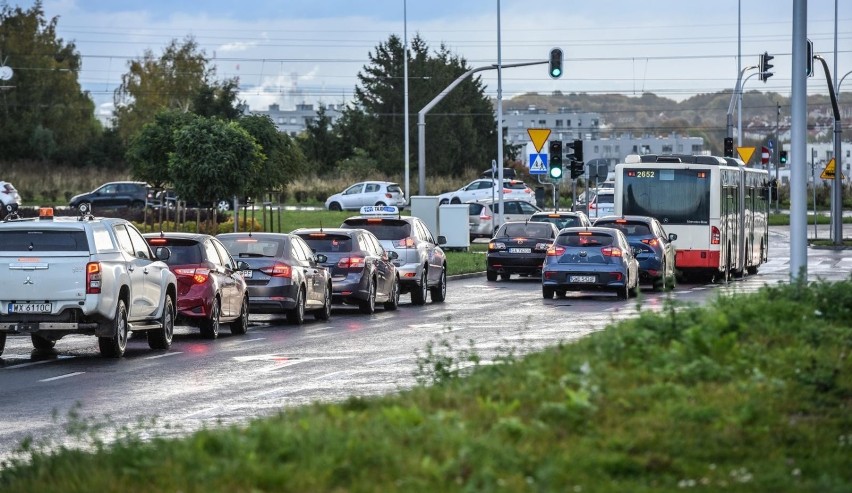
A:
150 190 235 212
217 232 333 324
593 215 678 291
486 221 560 281
69 181 152 210
294 228 400 314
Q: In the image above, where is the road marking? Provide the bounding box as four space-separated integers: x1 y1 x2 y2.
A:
182 406 217 418
230 337 266 345
39 371 84 382
144 351 183 360
3 355 75 369
366 355 409 365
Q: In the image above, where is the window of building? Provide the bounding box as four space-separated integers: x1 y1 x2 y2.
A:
566 120 571 127
555 119 563 128
662 145 673 153
692 144 703 153
677 144 684 153
615 145 620 154
592 119 599 126
290 118 297 124
603 145 611 154
277 117 284 124
538 119 546 126
594 145 599 153
517 120 524 127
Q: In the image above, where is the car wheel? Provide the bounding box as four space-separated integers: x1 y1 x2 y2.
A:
314 283 332 321
555 289 567 298
230 295 249 335
374 201 386 207
328 202 342 211
99 299 129 358
411 270 428 305
500 273 511 281
617 283 629 300
200 297 221 339
450 198 461 204
287 287 306 325
359 278 377 314
439 199 449 205
148 295 175 350
31 334 56 351
130 200 145 210
486 269 497 282
217 199 231 212
430 264 447 303
0 332 6 356
384 276 400 311
542 286 555 299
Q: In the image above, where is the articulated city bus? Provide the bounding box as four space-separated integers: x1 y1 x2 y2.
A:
614 154 769 282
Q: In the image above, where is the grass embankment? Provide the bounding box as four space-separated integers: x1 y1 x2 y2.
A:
2 279 850 492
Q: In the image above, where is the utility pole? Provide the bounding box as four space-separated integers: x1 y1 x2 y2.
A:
775 102 781 212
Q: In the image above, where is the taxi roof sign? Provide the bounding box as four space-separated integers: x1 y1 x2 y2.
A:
359 205 399 216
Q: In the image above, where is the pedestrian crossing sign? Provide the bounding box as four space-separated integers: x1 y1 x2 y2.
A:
529 153 548 174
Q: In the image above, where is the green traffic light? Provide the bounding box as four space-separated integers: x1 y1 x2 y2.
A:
549 166 563 179
551 68 561 77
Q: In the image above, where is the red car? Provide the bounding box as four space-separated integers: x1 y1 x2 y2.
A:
144 232 249 339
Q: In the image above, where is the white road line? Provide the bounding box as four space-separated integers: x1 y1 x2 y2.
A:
230 337 266 345
182 406 217 418
365 355 409 366
39 372 84 382
3 355 75 369
144 351 183 360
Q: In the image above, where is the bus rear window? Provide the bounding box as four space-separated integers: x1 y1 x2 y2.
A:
622 168 710 225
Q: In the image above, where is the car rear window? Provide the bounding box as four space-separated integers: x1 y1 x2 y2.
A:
298 233 353 253
146 238 203 265
503 181 528 190
556 232 615 247
531 215 582 229
219 237 285 257
386 184 402 194
468 203 484 215
499 223 554 238
0 230 89 251
342 219 410 240
596 194 615 205
595 221 651 236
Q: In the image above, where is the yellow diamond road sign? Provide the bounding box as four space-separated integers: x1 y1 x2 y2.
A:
820 158 845 180
527 128 551 153
736 146 755 164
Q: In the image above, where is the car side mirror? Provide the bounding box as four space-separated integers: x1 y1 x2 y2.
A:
437 235 447 245
237 260 250 270
315 253 328 264
386 250 399 260
668 233 678 242
154 246 171 261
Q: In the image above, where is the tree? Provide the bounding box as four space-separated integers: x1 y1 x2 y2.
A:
238 114 307 198
125 110 198 189
298 105 343 176
192 78 243 120
0 1 101 163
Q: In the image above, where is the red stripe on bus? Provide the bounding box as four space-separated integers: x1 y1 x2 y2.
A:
676 250 721 269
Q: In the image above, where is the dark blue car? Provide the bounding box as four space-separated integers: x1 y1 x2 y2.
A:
594 215 678 291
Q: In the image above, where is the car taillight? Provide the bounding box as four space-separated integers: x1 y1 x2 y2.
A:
711 226 721 245
489 241 506 250
546 245 565 256
338 257 366 269
261 263 292 277
385 193 392 198
174 267 210 284
601 247 623 257
641 238 659 247
86 262 101 294
395 237 416 248
589 203 597 209
479 209 492 221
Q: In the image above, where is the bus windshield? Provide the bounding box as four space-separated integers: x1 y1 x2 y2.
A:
621 168 711 225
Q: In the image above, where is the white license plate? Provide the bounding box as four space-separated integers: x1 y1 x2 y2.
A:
8 303 52 313
241 270 253 279
569 275 596 283
508 248 531 254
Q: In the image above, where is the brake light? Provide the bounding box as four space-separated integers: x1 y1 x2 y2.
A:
148 238 167 245
641 238 659 247
615 219 628 224
395 237 416 248
711 226 721 245
489 241 506 250
261 263 292 277
502 188 513 194
174 267 210 284
479 208 492 221
338 257 366 269
546 245 565 256
86 262 101 294
385 193 392 199
602 247 623 257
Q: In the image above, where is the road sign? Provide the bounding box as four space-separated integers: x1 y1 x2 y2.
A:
761 146 770 165
768 140 774 150
736 146 756 164
529 153 548 175
527 128 551 153
820 158 845 180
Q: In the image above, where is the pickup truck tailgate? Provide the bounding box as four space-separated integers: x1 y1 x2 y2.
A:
0 253 90 307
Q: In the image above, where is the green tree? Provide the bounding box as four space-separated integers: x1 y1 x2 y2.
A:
192 78 243 120
238 114 307 199
0 1 101 163
125 110 198 189
298 105 343 176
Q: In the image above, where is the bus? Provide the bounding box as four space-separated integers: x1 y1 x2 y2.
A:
614 154 769 282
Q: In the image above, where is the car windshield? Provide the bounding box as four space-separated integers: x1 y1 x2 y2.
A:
342 219 410 240
499 223 554 238
0 230 89 251
219 237 285 257
595 221 651 236
300 234 353 253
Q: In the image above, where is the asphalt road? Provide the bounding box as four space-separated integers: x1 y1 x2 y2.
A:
0 225 850 463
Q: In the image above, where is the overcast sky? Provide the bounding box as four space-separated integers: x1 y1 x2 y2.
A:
5 0 849 118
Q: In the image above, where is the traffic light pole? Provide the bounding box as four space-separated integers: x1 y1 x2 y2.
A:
813 55 843 245
726 65 757 141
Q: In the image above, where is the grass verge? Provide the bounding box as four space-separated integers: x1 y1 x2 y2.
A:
1 278 850 492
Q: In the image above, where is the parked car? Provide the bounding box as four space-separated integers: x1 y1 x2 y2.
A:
325 181 405 211
529 210 592 230
0 204 177 357
69 181 152 210
217 232 332 324
144 232 250 338
586 189 615 219
593 215 678 291
486 221 560 281
438 179 534 205
541 226 640 300
149 190 235 212
480 167 518 180
293 228 400 313
468 198 542 240
0 181 21 210
340 206 447 305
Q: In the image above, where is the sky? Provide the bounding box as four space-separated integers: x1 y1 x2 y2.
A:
3 0 850 120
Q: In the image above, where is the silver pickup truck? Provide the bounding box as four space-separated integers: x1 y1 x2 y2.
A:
0 204 177 357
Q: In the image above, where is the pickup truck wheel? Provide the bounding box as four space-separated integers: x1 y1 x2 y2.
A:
200 298 221 339
148 295 174 350
287 288 305 325
99 299 129 358
230 296 249 335
31 334 56 351
0 332 6 356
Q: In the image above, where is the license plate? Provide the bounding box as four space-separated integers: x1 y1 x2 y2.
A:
508 248 531 254
569 275 596 283
241 270 253 279
8 303 52 313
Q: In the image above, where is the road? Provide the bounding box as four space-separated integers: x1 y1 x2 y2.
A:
0 225 849 462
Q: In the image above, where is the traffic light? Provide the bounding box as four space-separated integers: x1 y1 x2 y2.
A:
566 139 583 162
724 137 734 158
548 140 563 179
806 39 814 77
548 48 563 79
759 51 774 82
570 160 585 179
779 150 788 165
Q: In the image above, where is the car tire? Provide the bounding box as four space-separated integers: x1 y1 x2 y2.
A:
328 202 342 211
148 295 175 350
287 287 306 325
374 201 386 207
486 269 497 282
314 283 332 321
439 199 449 205
450 198 461 204
359 278 376 314
542 286 555 299
411 270 428 306
556 289 567 298
384 276 400 310
200 297 221 339
0 332 6 356
500 273 511 281
617 283 629 300
99 299 129 358
230 295 249 335
430 265 447 303
31 334 56 351
217 200 231 212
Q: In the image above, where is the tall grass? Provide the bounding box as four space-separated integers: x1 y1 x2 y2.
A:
2 161 132 204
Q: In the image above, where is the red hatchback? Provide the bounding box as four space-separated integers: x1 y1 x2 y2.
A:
144 232 250 339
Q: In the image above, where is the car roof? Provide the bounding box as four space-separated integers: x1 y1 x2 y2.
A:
143 232 214 241
470 197 531 205
293 227 363 236
594 215 655 224
531 211 583 217
558 226 624 236
217 232 294 239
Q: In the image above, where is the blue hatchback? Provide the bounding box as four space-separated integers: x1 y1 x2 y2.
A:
593 215 678 291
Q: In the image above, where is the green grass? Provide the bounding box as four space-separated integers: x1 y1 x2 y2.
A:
2 278 850 492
